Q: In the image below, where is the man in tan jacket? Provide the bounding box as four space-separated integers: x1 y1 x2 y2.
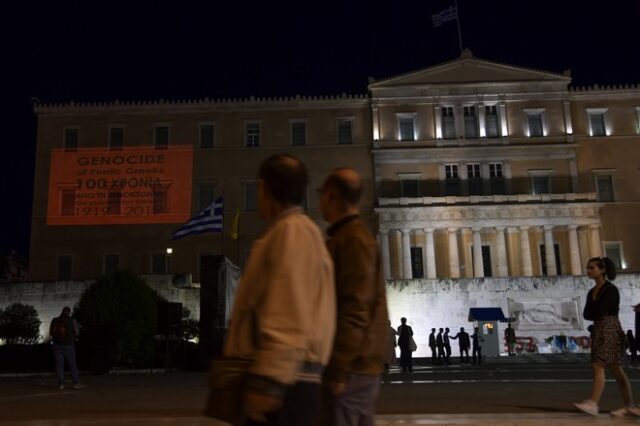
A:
224 154 336 425
319 168 389 426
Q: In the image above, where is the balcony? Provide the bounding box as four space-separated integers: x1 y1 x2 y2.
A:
378 192 597 207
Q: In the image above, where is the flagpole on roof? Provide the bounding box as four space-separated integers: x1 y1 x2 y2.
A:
454 0 464 55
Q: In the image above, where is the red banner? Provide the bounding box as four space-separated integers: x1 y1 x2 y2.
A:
47 147 193 225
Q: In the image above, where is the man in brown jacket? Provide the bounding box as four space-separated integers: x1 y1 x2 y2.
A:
319 168 389 426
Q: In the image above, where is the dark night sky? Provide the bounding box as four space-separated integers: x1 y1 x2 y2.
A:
2 0 639 257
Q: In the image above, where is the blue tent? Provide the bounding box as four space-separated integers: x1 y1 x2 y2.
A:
468 307 508 322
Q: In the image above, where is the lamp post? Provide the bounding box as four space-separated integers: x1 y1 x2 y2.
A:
166 248 173 274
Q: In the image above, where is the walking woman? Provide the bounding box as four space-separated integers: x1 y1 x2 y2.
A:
574 257 640 417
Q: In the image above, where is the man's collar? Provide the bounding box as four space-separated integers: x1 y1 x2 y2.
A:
327 214 359 236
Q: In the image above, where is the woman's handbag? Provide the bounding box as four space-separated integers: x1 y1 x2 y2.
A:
409 336 418 352
203 357 251 425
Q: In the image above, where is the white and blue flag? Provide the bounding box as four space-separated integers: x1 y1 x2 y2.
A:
170 196 223 240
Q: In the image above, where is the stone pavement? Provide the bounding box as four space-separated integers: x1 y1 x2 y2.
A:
2 354 640 425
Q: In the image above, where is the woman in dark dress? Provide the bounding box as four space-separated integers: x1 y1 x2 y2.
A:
574 257 640 417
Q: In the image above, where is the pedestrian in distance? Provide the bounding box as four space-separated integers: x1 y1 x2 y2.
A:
471 327 484 365
428 328 437 365
450 327 470 364
574 257 640 418
49 306 86 390
505 322 517 356
443 328 452 364
385 321 398 374
436 328 445 364
319 167 389 426
397 318 414 373
627 330 637 362
223 154 336 425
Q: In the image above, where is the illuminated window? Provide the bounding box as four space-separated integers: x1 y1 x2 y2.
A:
107 191 122 215
397 114 416 141
337 119 352 145
104 254 120 274
290 121 306 146
57 255 72 281
61 189 76 216
442 107 456 139
154 125 170 149
528 113 543 137
199 123 215 149
245 122 260 147
64 128 78 151
464 106 478 138
490 163 505 195
589 112 606 137
485 106 500 138
604 242 623 269
109 127 124 150
243 181 257 211
467 163 482 195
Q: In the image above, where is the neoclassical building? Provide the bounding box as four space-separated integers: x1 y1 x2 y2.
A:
29 52 640 282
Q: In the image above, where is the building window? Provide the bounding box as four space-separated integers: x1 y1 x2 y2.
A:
197 183 216 211
595 174 615 201
109 127 124 150
397 115 416 141
154 125 170 149
104 254 120 275
445 164 460 195
524 108 544 138
153 185 168 214
200 123 215 149
489 163 505 195
57 255 72 281
467 163 482 195
539 244 562 276
401 180 419 197
60 189 76 216
151 253 168 274
107 191 122 215
604 242 624 269
464 106 478 138
410 247 424 278
532 176 551 194
485 106 500 138
442 107 456 139
243 181 257 211
64 128 78 151
588 110 607 137
337 119 353 145
245 122 260 147
290 121 306 146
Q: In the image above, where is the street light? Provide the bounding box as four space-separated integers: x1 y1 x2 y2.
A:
166 248 173 273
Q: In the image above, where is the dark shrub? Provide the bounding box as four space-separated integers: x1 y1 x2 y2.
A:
0 303 41 344
74 270 158 368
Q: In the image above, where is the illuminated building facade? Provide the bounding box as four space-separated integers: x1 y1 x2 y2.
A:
29 53 640 282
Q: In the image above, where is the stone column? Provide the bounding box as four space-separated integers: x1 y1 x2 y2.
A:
543 225 558 276
434 106 443 139
567 225 582 276
499 102 508 137
478 105 486 138
519 226 533 276
424 228 437 279
392 230 402 278
401 229 412 279
495 227 509 277
472 228 484 278
379 230 391 280
589 225 602 258
448 228 461 278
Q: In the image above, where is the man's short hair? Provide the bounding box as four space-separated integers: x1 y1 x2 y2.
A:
258 154 308 205
323 168 363 205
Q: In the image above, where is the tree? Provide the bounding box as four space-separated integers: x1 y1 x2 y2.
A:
74 270 158 367
0 303 41 344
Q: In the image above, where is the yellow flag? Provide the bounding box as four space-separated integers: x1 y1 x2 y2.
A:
230 209 240 240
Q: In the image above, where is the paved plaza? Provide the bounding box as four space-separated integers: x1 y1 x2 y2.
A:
2 354 640 425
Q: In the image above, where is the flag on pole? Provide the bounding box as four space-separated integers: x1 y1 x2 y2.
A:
230 209 240 240
170 196 223 241
432 5 457 27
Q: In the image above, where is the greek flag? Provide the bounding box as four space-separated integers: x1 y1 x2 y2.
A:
170 196 223 240
432 5 457 27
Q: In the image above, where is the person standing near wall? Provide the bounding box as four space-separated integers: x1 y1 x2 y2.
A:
428 328 437 365
505 323 516 356
471 327 484 365
450 327 470 364
574 257 640 418
50 306 86 390
397 318 413 373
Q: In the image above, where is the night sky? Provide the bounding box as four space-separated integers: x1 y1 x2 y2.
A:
2 0 639 257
